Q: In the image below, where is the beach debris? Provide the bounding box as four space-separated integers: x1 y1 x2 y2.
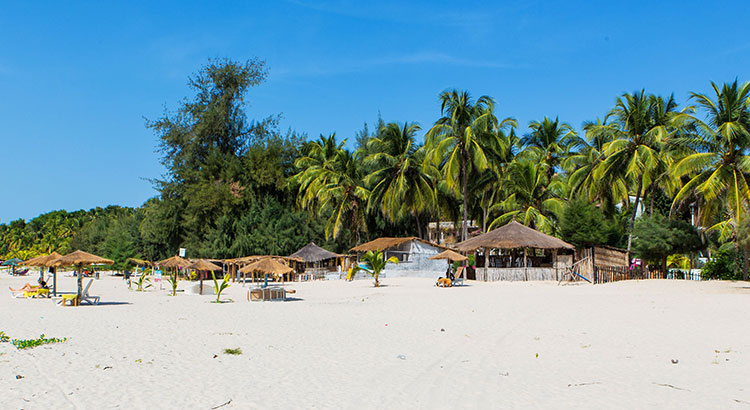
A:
16 374 23 379
397 355 406 360
568 382 600 387
223 348 242 355
211 399 232 409
535 353 539 358
500 372 509 377
103 366 112 370
440 328 445 332
671 359 679 364
653 383 688 391
213 354 218 359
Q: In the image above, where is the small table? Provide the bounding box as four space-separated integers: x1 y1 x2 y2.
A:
60 294 78 307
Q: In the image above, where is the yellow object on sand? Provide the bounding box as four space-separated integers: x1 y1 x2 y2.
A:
60 294 78 307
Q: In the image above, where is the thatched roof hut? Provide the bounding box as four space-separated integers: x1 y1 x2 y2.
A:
350 237 447 253
289 242 340 263
188 259 222 272
22 252 63 267
239 257 294 275
52 250 114 267
453 221 574 252
156 255 190 269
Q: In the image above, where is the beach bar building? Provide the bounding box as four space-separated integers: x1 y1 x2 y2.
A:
350 237 448 279
289 242 344 280
453 221 575 281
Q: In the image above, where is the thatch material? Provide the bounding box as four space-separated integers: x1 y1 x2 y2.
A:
188 259 223 271
225 255 303 264
128 257 152 266
239 258 293 275
350 237 447 253
430 249 468 262
22 252 63 267
51 250 113 267
156 255 190 269
453 221 574 252
289 242 340 263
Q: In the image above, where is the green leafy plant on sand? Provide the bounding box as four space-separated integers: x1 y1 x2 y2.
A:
350 249 398 287
0 331 9 343
212 271 231 303
223 347 242 355
11 334 67 349
166 271 179 296
135 272 152 292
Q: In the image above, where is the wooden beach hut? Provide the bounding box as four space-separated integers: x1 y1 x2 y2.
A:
289 242 343 280
350 237 449 279
453 221 575 281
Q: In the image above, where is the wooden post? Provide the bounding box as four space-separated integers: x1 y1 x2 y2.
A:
76 264 83 305
52 267 57 296
553 249 558 281
524 248 528 281
483 247 488 282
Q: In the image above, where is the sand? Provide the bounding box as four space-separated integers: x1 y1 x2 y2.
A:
2 272 750 409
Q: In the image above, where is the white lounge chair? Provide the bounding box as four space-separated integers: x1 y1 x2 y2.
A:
53 279 100 306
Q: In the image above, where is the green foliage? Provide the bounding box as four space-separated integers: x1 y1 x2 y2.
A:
166 271 179 296
351 250 398 287
702 249 744 280
632 214 703 269
11 334 67 349
0 331 9 343
212 271 231 303
560 199 620 247
135 272 152 292
223 347 242 355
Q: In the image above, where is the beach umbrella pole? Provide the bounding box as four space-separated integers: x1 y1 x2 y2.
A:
77 264 83 305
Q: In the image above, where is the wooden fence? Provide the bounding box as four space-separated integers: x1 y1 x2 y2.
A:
593 266 666 284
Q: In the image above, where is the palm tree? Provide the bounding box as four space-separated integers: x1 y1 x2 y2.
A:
521 116 577 180
488 160 565 234
671 80 750 278
587 91 682 258
364 122 437 238
426 89 516 241
351 250 398 287
291 134 345 211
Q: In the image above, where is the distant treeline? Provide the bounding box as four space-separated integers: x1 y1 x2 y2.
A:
2 57 749 278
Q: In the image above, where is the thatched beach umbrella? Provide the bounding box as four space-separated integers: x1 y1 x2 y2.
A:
240 257 293 287
156 255 190 269
2 257 24 275
52 250 113 304
22 252 63 295
430 250 468 262
188 259 223 293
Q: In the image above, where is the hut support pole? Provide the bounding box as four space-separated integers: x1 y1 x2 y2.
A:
553 250 558 281
484 248 489 282
524 248 528 281
53 267 57 296
76 264 83 305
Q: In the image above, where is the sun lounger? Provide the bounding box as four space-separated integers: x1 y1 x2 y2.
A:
53 279 99 306
453 267 465 286
24 288 50 299
9 285 39 298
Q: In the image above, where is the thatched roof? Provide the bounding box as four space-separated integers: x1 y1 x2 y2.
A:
128 258 152 266
350 237 447 253
22 252 63 267
188 259 223 271
239 257 293 275
156 256 190 268
51 250 114 267
453 221 574 252
225 255 303 265
429 249 468 262
289 242 340 263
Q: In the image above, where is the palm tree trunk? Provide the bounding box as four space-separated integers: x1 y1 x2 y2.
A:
461 153 469 242
626 176 644 263
743 248 749 282
416 215 423 239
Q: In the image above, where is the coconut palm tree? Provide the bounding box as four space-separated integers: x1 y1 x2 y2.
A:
351 250 398 287
587 91 682 257
521 116 578 180
315 149 370 242
364 122 437 238
488 160 565 234
426 89 516 241
291 134 345 211
671 80 750 263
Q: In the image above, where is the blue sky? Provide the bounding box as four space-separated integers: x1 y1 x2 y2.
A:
1 1 748 222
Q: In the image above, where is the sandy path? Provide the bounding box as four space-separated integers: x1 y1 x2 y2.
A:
2 273 749 409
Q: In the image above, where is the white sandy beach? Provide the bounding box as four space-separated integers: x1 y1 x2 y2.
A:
2 273 750 409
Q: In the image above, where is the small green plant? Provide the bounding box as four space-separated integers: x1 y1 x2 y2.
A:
0 331 9 343
135 273 152 292
350 250 398 287
223 347 242 355
212 271 231 302
11 334 67 349
188 271 197 281
166 271 179 296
